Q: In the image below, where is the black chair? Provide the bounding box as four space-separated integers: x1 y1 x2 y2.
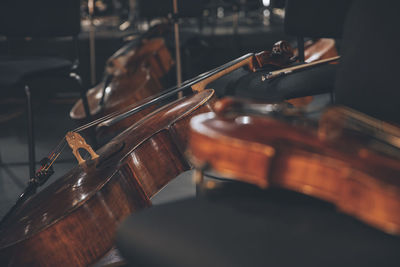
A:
0 0 91 178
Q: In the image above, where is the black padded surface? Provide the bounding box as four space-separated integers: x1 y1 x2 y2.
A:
0 56 72 88
284 0 352 38
230 63 337 101
334 0 400 124
117 183 400 267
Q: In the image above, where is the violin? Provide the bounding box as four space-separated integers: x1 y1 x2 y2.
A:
188 98 400 236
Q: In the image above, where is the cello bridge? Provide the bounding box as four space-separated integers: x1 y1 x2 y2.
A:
66 132 99 164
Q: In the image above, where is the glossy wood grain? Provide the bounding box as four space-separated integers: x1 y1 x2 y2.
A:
0 90 215 266
188 108 400 236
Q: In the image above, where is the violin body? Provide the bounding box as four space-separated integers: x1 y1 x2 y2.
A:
188 105 400 235
0 90 215 266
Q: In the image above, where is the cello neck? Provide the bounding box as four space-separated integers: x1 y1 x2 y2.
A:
190 56 255 92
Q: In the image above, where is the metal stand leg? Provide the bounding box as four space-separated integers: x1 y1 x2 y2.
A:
193 168 204 197
25 85 35 178
70 72 92 121
70 72 98 149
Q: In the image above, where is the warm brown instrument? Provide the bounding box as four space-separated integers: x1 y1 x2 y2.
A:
0 41 338 265
0 90 215 266
70 24 175 129
188 99 400 236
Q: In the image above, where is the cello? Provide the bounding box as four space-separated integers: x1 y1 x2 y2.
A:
0 90 215 266
188 98 400 236
70 23 175 127
0 44 296 266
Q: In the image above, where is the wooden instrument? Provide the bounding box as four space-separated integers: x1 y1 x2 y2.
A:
70 23 175 129
188 98 400 235
0 90 215 266
0 40 339 265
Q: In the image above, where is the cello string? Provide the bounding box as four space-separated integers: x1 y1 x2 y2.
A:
72 53 255 133
34 52 258 175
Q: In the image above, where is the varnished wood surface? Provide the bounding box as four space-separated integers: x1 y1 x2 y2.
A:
70 38 174 124
304 38 338 63
188 110 400 235
0 90 215 266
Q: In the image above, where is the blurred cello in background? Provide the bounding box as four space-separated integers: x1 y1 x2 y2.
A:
70 23 175 128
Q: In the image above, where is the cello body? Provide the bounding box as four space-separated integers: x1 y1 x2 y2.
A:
0 90 215 266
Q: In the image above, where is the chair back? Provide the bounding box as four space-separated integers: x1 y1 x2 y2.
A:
284 0 352 39
284 0 352 61
334 0 400 124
